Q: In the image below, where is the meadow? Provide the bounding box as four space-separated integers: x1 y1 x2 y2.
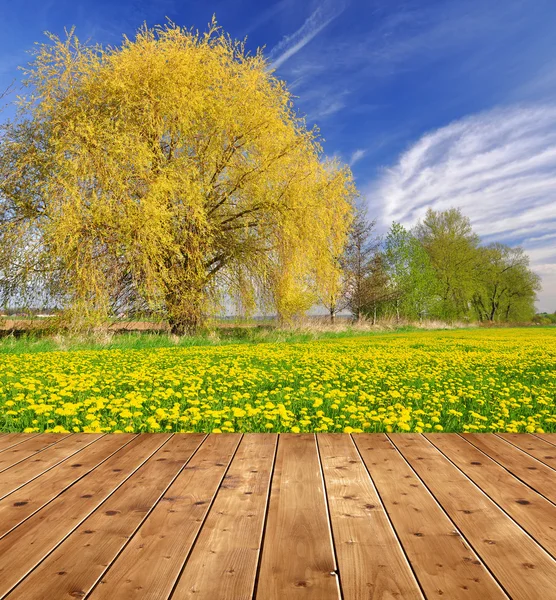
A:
0 327 554 434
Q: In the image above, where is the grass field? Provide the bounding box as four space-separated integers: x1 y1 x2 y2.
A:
0 327 554 434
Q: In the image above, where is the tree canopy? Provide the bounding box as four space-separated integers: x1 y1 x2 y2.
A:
338 208 541 324
0 21 356 332
414 208 480 319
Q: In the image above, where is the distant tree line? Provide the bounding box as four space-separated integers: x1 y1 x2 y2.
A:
533 312 556 325
325 207 541 324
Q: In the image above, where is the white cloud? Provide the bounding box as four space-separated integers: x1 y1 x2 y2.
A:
534 264 556 275
268 1 346 70
349 149 366 166
304 95 347 123
371 105 556 311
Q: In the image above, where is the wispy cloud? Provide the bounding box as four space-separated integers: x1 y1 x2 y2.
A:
302 88 350 123
349 149 366 166
512 60 556 102
371 105 556 311
271 0 528 134
278 0 537 130
268 1 346 70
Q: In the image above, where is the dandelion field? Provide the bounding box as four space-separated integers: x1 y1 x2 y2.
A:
0 328 554 434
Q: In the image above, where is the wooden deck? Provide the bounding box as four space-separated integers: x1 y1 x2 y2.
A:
0 433 555 599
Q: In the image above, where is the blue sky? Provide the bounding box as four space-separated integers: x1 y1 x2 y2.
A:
2 0 556 310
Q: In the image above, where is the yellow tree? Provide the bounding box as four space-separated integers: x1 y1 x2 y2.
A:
0 21 355 332
314 161 355 323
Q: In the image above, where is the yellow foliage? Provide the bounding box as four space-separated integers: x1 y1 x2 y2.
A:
1 20 356 331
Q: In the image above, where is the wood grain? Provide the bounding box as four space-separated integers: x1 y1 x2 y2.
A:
535 433 556 446
390 433 556 600
0 434 69 473
319 433 423 600
497 433 556 470
172 434 277 600
426 434 556 558
6 434 205 600
88 434 241 600
255 434 340 600
463 433 556 503
1 433 555 600
355 434 506 600
0 434 41 453
0 434 134 539
0 434 168 596
0 434 101 500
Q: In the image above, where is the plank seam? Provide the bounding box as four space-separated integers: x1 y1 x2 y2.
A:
0 434 175 599
533 433 556 447
0 434 106 501
458 434 556 507
425 434 556 562
250 433 280 600
314 434 344 600
166 434 245 600
0 434 141 542
0 434 73 474
0 433 42 454
385 434 512 600
72 434 209 600
493 433 556 472
416 434 556 567
351 435 427 600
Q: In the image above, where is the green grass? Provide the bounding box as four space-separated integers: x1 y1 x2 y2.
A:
0 324 436 355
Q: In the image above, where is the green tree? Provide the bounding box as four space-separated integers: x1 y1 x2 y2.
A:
415 208 480 319
472 244 541 322
360 252 392 324
383 222 440 321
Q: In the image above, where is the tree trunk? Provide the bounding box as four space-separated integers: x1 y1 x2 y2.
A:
168 309 203 335
330 308 335 324
166 288 205 336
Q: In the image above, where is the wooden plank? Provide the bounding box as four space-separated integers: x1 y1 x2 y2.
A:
0 434 41 453
0 434 102 500
536 433 556 446
255 434 340 600
463 433 556 503
0 434 135 539
0 434 69 472
426 434 556 558
354 434 506 600
497 433 556 470
0 433 169 597
7 434 206 600
88 433 241 600
172 434 277 600
318 434 423 600
390 433 556 600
